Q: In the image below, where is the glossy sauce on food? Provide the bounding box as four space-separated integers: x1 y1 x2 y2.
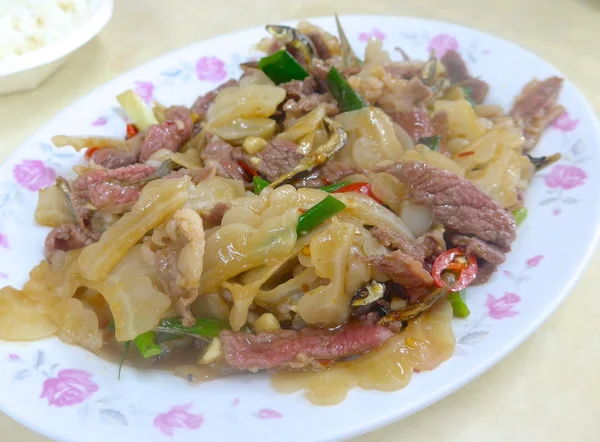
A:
271 300 455 405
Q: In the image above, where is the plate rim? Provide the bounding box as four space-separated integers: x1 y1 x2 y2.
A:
2 14 600 442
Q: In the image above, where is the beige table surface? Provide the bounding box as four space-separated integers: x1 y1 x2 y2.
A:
1 0 600 441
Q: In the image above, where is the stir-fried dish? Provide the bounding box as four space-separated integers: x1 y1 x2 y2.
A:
0 17 564 404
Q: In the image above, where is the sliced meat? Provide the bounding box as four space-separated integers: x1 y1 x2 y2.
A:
44 223 96 261
431 111 449 152
191 79 238 121
446 233 506 266
281 93 338 129
139 106 193 162
371 225 446 264
371 225 427 263
220 324 393 372
384 63 423 80
391 107 435 143
72 163 156 214
472 261 496 285
88 132 145 169
415 229 446 263
292 161 365 188
381 161 516 251
165 164 216 184
281 77 318 100
370 250 434 303
90 148 138 169
379 77 433 115
510 76 564 150
233 139 303 182
441 50 489 104
200 136 247 181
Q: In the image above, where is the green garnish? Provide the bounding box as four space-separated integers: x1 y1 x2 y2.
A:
327 66 367 112
297 195 346 235
512 207 528 226
117 341 130 380
155 317 231 338
418 135 441 151
258 50 309 84
447 290 470 318
462 86 476 107
134 331 161 358
320 181 351 193
253 176 270 194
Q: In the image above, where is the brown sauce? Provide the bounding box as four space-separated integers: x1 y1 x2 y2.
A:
97 300 455 404
271 300 455 405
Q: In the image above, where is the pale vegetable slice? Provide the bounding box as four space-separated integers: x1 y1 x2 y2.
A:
185 176 245 213
334 192 415 240
52 135 129 152
198 338 223 364
404 144 464 177
434 99 486 141
206 117 277 142
23 250 82 302
254 313 282 333
295 221 355 325
35 185 74 227
50 298 103 352
335 107 405 167
276 105 327 143
206 84 286 127
116 89 159 131
78 177 190 281
0 287 57 340
88 246 171 342
201 208 298 293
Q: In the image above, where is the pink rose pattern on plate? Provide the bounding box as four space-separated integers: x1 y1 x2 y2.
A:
358 27 386 42
8 350 286 430
552 112 580 132
134 81 154 104
486 292 521 319
0 233 8 249
40 369 99 407
544 164 587 190
256 408 284 419
195 56 227 82
153 403 204 437
455 255 544 354
12 160 55 192
91 116 108 126
427 33 459 57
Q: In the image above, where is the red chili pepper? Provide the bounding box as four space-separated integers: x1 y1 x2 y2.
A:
333 182 384 205
237 160 258 177
431 247 478 291
458 151 475 157
84 146 100 160
126 123 139 139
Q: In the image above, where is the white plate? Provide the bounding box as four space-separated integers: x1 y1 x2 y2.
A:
0 0 113 95
1 15 599 442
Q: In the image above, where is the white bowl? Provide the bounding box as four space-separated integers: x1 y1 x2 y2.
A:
0 0 114 96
